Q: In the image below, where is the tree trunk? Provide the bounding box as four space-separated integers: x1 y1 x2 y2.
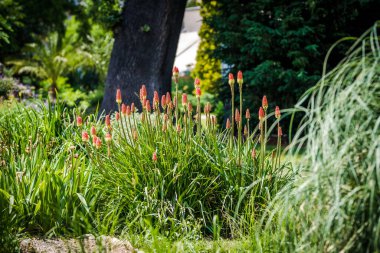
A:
101 0 187 113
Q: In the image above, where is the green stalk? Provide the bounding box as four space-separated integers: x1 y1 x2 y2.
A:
230 85 235 149
197 96 201 138
238 85 243 166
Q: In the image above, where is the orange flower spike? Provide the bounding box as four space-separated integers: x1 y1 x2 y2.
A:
182 93 187 106
105 115 111 128
245 109 251 119
172 66 179 77
154 91 159 105
76 116 83 127
237 71 243 86
126 105 131 116
116 89 122 104
259 107 265 121
161 95 166 109
95 137 102 149
194 77 201 87
82 131 89 142
262 95 268 111
235 109 240 123
275 106 281 119
105 132 112 143
90 126 96 137
131 103 135 113
226 118 231 129
278 126 283 137
141 85 147 99
121 104 127 115
92 135 97 146
228 73 235 87
166 92 171 105
145 100 151 112
176 124 181 133
211 116 216 125
188 103 193 113
115 112 120 121
196 87 201 97
152 151 157 162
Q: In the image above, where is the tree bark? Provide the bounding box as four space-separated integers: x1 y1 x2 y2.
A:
101 0 187 113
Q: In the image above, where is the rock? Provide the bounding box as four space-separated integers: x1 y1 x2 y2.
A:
20 235 136 253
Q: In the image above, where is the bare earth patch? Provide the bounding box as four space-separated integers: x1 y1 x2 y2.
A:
20 234 137 253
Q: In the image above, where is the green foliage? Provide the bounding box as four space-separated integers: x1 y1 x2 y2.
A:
257 23 380 252
192 1 221 92
202 0 380 121
0 77 16 97
83 0 123 29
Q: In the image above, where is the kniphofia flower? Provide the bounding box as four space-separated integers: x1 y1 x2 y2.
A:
105 132 112 143
152 151 157 162
95 137 102 149
262 96 268 110
76 116 83 127
131 103 135 113
278 126 283 136
115 112 120 121
194 78 201 87
237 71 243 86
245 109 250 119
82 131 89 142
259 107 265 121
235 109 240 123
105 115 111 128
275 106 281 119
141 85 147 99
166 92 171 105
145 100 151 112
172 66 179 78
226 118 231 129
182 93 187 106
121 104 127 115
161 95 166 109
116 89 122 104
228 73 235 87
91 126 96 137
126 105 131 116
195 87 201 97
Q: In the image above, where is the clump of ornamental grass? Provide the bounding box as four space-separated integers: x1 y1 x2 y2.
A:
0 101 98 238
256 22 380 252
77 68 293 239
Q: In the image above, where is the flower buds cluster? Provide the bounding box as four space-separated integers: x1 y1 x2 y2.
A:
258 107 265 121
262 96 268 111
245 109 250 119
226 118 231 129
275 106 281 119
116 89 122 104
77 116 83 127
235 109 241 123
237 71 243 86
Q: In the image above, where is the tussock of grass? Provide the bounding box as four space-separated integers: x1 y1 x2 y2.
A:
257 22 380 252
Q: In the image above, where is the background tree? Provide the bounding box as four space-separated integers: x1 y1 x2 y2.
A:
100 0 187 113
191 1 221 93
202 0 380 126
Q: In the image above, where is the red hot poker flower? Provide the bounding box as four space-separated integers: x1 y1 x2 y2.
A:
76 116 83 127
196 87 201 97
226 118 231 129
278 126 283 136
126 105 131 116
91 126 96 137
245 109 250 119
152 151 157 162
194 78 201 87
82 131 89 142
235 109 240 123
121 104 127 115
172 66 179 76
228 73 235 87
95 137 102 149
131 103 135 113
145 100 151 112
105 132 112 143
115 112 120 121
262 96 268 110
154 91 159 105
161 95 166 109
275 106 281 119
182 93 187 106
116 89 122 104
259 107 265 121
237 71 243 86
141 85 147 99
105 115 111 128
166 92 171 105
